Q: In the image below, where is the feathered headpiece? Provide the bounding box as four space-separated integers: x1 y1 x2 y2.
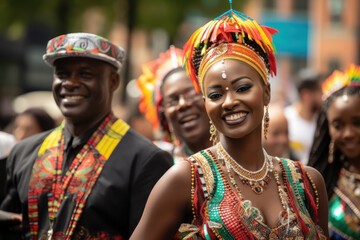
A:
322 64 360 100
184 3 278 93
346 63 360 86
136 46 183 129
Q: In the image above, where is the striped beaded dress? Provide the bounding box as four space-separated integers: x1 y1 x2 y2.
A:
328 168 360 239
175 150 326 240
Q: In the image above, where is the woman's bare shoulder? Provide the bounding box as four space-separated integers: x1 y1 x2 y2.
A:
304 166 325 187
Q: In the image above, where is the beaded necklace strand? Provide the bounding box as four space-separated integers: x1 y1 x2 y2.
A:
217 142 273 194
221 152 294 239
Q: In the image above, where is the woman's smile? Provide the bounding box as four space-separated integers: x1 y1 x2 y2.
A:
223 111 248 125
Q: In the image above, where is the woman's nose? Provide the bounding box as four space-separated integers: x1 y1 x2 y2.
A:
222 92 239 110
342 125 356 139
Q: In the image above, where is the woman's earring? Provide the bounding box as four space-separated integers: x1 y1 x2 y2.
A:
209 121 218 145
328 139 334 164
263 105 270 140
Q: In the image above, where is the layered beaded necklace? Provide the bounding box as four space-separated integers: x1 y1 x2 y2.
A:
341 168 360 197
217 142 274 194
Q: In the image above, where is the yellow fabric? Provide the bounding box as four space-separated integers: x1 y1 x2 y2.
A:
38 119 129 160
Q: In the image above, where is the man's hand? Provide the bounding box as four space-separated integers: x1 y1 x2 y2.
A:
0 210 23 232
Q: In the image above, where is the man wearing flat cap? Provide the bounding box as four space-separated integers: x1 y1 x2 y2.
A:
0 33 173 239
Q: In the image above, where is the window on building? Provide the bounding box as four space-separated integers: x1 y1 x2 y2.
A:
329 0 343 24
328 59 341 75
264 0 276 11
293 0 309 13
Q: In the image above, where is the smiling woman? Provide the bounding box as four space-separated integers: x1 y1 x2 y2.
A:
136 46 211 162
309 64 360 239
130 3 328 240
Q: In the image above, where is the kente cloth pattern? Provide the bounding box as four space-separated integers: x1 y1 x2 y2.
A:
175 151 325 240
28 113 129 239
43 32 126 70
328 173 360 239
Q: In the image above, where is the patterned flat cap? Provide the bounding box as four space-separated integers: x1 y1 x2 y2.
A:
43 32 126 70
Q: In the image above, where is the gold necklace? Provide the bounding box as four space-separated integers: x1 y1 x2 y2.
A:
341 168 360 198
217 142 273 194
341 168 360 180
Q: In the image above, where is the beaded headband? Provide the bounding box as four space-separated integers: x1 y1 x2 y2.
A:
136 46 183 129
198 43 268 93
43 32 125 70
322 64 360 100
184 3 278 93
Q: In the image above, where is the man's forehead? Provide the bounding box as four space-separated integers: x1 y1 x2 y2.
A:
54 57 108 68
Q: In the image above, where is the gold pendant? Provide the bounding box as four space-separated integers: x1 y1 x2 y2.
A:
47 228 53 240
251 182 263 194
47 221 54 240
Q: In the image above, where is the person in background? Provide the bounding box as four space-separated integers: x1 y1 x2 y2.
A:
0 131 16 159
309 64 360 239
0 132 16 203
1 108 55 228
12 107 56 142
0 32 172 239
262 104 298 161
284 69 323 165
131 4 328 239
137 46 212 163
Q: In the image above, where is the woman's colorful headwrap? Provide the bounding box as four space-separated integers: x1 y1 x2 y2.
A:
136 46 183 130
183 6 278 94
322 64 360 100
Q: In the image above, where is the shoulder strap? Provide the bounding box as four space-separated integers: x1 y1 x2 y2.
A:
279 158 320 237
189 151 215 199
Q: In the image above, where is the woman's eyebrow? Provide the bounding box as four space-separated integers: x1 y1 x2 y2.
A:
231 76 248 85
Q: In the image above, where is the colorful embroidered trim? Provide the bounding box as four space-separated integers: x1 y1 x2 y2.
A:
28 113 129 239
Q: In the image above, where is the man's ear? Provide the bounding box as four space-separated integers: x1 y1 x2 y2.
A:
264 83 271 105
110 72 120 92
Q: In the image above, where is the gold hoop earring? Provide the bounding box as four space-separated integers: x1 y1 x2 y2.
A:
209 121 218 145
328 139 334 164
263 105 270 140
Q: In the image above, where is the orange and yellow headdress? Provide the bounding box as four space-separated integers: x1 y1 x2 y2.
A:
184 3 278 94
322 64 360 100
136 46 183 129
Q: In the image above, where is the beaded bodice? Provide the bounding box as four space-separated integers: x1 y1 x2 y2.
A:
176 150 325 240
329 168 360 239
